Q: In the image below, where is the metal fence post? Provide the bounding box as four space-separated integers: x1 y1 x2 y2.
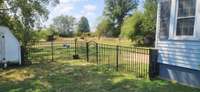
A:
86 42 89 62
96 43 99 64
21 46 25 65
75 39 77 55
51 40 54 62
116 45 119 71
73 39 80 59
149 49 159 80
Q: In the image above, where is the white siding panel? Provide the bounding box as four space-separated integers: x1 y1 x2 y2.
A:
157 41 200 70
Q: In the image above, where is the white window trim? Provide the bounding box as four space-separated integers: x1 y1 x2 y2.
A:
169 0 200 40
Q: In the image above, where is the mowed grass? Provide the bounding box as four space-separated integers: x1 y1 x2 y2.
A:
0 42 199 92
0 60 200 92
56 37 134 46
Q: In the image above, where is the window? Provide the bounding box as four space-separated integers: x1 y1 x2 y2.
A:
176 0 196 36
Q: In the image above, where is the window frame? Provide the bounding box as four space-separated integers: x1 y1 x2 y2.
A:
169 0 200 40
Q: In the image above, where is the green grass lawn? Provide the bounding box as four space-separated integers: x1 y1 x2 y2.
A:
0 60 199 92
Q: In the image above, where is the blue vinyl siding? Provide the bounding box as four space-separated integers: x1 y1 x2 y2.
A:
159 63 200 87
157 40 200 70
156 0 200 87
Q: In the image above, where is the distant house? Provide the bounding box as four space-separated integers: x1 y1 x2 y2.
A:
156 0 200 87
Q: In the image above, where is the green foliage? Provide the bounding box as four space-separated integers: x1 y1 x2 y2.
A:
0 16 25 43
53 15 76 37
103 0 138 37
35 30 52 41
0 0 58 63
96 19 113 38
0 0 3 4
121 11 144 43
76 16 90 36
141 0 157 46
143 0 158 33
120 0 157 46
25 26 59 43
48 25 59 35
0 0 59 46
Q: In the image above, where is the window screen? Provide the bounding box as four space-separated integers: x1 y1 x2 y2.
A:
176 0 196 36
159 0 171 40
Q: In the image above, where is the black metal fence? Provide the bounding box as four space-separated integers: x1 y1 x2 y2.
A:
27 40 159 79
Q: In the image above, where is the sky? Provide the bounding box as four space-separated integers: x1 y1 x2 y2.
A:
46 0 105 31
46 0 144 32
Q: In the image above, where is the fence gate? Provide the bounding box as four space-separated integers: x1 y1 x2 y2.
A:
86 41 98 63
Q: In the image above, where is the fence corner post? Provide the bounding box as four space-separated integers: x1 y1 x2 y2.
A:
21 46 25 65
149 49 159 80
116 45 119 71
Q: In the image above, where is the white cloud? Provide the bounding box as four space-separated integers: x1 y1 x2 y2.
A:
59 0 89 3
81 4 97 16
48 0 92 20
84 4 97 12
46 1 77 25
53 3 74 15
46 0 98 30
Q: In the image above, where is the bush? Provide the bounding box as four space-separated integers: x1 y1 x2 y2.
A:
32 29 55 41
121 11 144 43
47 35 57 41
120 11 156 47
59 31 74 37
96 19 114 38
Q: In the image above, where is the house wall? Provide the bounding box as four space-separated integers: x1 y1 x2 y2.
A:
159 63 200 87
157 40 200 70
157 40 200 87
156 0 200 87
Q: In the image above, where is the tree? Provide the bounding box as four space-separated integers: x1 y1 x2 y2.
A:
96 18 113 39
0 0 59 63
121 0 158 46
0 0 59 46
76 16 90 36
53 15 76 37
121 11 144 44
103 0 138 37
142 0 158 46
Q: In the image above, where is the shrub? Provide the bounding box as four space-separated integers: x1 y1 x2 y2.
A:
32 29 55 41
59 31 74 37
121 11 144 43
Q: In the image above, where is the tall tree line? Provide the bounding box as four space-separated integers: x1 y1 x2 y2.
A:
76 16 90 36
50 15 90 37
102 0 138 37
97 0 158 46
122 0 157 46
52 15 76 37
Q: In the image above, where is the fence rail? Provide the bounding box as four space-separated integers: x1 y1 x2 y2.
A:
27 40 159 79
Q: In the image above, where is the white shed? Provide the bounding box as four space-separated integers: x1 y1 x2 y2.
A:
0 26 21 68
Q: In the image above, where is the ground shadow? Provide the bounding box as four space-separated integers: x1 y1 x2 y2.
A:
0 60 199 92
